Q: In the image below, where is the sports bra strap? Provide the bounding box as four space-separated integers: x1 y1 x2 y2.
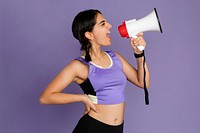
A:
75 56 88 65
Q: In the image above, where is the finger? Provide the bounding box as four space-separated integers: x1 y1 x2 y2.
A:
133 36 143 43
83 109 88 115
130 38 136 45
83 110 87 115
90 104 98 113
83 106 90 114
137 32 144 37
134 39 143 46
130 41 137 49
136 37 146 45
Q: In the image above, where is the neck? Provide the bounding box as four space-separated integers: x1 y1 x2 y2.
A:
89 47 106 62
82 45 103 57
90 48 103 58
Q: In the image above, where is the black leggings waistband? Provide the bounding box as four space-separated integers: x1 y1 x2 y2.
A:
72 114 124 133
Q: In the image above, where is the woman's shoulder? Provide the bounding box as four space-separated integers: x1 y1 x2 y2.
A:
105 50 115 55
105 50 123 60
66 59 89 80
61 59 88 75
70 58 88 69
105 50 118 58
107 51 130 69
75 56 89 64
105 50 122 56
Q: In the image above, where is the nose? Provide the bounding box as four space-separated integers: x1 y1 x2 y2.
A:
106 22 112 29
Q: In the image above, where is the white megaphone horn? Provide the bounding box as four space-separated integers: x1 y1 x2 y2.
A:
118 8 163 51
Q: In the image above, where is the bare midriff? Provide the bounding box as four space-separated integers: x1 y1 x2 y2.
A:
88 102 125 126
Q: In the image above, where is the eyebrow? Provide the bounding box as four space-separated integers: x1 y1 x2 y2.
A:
98 20 106 25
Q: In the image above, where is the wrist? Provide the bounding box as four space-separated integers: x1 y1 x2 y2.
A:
78 94 87 103
134 50 144 58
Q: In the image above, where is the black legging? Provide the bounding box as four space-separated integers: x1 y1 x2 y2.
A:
72 114 124 133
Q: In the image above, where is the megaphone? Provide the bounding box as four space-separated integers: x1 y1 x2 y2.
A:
118 8 163 51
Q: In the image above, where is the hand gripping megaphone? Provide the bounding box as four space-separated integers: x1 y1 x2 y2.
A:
118 8 163 51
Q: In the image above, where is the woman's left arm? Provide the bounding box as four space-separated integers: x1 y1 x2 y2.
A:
115 32 150 88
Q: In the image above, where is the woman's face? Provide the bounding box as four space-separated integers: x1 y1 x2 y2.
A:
89 13 112 47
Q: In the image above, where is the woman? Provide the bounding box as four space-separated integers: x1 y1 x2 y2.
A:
40 9 150 133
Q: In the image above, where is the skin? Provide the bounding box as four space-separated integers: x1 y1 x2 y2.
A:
40 13 150 126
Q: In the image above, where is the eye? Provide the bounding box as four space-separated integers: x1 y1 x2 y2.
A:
101 22 105 26
99 20 106 26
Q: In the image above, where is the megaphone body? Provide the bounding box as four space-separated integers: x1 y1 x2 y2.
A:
118 8 163 51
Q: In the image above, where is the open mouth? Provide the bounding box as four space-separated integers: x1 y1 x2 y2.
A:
106 31 111 38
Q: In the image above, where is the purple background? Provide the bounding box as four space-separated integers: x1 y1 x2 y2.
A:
1 0 200 133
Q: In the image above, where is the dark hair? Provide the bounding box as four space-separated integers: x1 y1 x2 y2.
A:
72 9 102 62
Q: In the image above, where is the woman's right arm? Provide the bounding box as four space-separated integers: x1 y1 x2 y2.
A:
39 60 97 112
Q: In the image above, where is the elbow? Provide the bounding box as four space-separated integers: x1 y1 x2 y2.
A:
138 82 150 89
141 78 150 89
39 94 50 104
146 80 150 89
146 84 150 89
145 82 150 89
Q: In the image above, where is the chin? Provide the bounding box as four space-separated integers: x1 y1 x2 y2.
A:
108 40 112 45
106 42 111 46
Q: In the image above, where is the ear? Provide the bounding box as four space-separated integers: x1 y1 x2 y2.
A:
85 31 94 40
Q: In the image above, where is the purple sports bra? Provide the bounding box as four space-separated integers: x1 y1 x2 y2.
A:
75 51 127 105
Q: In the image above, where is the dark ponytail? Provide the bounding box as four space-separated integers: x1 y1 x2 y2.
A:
85 44 91 62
